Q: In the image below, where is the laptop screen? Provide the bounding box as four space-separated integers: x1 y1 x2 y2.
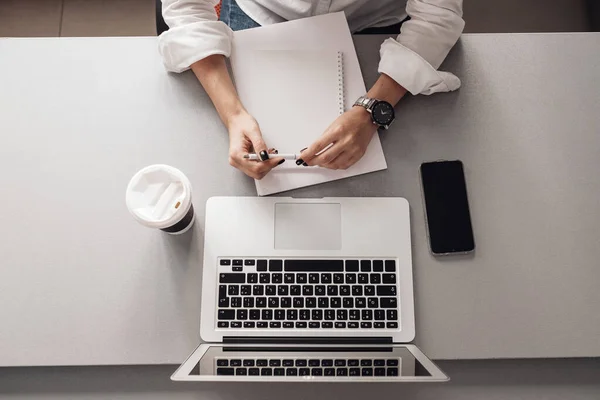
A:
188 345 432 378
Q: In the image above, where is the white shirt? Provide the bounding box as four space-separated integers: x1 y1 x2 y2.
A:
158 0 464 95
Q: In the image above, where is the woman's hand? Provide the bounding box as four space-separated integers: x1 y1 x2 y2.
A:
227 111 283 180
298 106 377 170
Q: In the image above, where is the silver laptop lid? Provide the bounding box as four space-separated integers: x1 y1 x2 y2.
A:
171 344 448 382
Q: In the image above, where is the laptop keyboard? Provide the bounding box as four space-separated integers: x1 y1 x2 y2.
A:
215 357 399 377
217 259 399 330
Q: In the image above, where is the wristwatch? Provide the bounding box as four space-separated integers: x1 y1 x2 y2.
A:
353 96 395 130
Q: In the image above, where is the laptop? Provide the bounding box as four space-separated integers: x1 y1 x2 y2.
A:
172 196 447 382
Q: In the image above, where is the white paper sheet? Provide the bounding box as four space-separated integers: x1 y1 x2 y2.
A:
231 12 388 196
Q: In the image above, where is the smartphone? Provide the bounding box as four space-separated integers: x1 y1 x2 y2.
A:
420 160 475 255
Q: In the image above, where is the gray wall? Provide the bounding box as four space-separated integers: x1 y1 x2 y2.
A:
2 359 599 399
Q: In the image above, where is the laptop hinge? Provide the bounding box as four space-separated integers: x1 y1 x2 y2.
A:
223 336 393 345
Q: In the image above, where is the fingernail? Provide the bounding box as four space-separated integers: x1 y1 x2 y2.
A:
277 159 285 165
295 159 304 166
300 147 307 152
302 162 308 167
259 150 269 161
274 149 279 154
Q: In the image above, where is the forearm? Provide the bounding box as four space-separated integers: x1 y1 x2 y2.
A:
367 73 407 106
191 55 244 128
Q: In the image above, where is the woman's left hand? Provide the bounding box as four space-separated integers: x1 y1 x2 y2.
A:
298 106 377 170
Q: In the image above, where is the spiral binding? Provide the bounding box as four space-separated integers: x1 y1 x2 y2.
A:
337 51 345 115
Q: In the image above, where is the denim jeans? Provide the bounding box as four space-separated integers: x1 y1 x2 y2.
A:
219 0 261 31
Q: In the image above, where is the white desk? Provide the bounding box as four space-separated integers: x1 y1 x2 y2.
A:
1 34 599 367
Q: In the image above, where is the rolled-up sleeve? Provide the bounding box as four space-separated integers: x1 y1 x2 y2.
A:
158 0 233 73
378 0 464 95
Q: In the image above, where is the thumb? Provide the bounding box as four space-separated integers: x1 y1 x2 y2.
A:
248 132 270 161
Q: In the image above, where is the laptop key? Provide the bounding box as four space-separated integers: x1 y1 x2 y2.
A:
385 260 396 272
257 259 268 271
370 274 381 284
270 321 281 328
217 368 235 375
375 368 386 376
247 273 258 283
228 286 239 296
337 368 348 376
287 309 298 320
244 321 255 328
325 309 335 320
309 273 319 283
321 359 333 367
333 273 344 283
217 359 228 366
368 298 378 308
374 359 385 366
275 309 285 320
266 285 276 296
322 321 333 328
358 274 369 284
285 260 344 272
375 310 385 320
286 368 298 376
284 273 295 283
362 368 373 376
218 310 235 320
262 310 273 320
361 322 372 328
253 285 264 296
311 368 323 376
293 297 304 308
306 297 316 308
373 260 383 272
340 285 351 296
256 359 268 367
377 286 397 296
256 297 267 308
261 368 272 376
325 368 335 376
296 321 307 328
361 359 372 367
343 298 354 308
237 310 248 320
233 260 243 266
334 321 347 328
230 359 242 367
269 259 283 271
290 285 301 295
243 359 255 367
244 259 255 266
309 359 320 367
337 310 348 320
283 359 294 367
296 273 307 283
380 298 397 308
269 359 281 367
374 322 385 328
300 309 310 320
217 321 229 328
231 297 242 308
348 359 359 366
259 274 270 284
232 266 243 272
299 368 310 376
349 368 360 376
241 285 251 296
303 286 314 296
283 321 294 328
349 310 360 320
272 273 283 284
219 285 227 298
387 367 399 376
387 322 398 328
348 322 359 328
352 285 363 296
231 321 242 328
387 359 399 366
257 321 268 328
387 310 398 320
243 298 254 308
268 297 279 308
311 309 323 320
346 274 357 284
327 285 338 296
274 368 285 376
220 273 245 284
331 297 341 308
296 359 307 367
382 274 396 284
218 298 229 308
220 259 231 266
249 368 260 376
315 285 326 295
345 260 359 271
321 273 332 283
318 298 329 308
309 322 320 328
335 359 346 366
355 298 366 308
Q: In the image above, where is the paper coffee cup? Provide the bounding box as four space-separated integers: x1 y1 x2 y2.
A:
126 165 195 235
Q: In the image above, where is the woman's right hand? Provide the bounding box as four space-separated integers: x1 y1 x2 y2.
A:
227 111 284 180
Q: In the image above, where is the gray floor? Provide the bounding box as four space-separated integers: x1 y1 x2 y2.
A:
0 0 591 37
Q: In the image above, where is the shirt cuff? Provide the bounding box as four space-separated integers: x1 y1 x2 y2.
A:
378 38 461 96
158 21 233 73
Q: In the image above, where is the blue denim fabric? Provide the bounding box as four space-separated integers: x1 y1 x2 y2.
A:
219 0 261 31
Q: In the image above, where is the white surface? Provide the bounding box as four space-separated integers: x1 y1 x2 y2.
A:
126 164 192 229
1 33 600 366
199 197 414 343
231 13 387 195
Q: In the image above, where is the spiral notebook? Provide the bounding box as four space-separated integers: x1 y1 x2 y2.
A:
230 13 388 196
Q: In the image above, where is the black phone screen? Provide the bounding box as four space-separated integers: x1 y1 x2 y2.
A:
420 160 475 255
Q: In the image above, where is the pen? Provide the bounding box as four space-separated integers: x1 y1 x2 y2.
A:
243 153 299 161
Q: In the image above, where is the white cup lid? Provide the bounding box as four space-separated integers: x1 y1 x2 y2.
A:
126 165 192 229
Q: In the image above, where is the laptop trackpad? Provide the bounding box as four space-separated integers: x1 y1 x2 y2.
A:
274 203 342 250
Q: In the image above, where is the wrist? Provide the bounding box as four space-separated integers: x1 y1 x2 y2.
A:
367 73 407 106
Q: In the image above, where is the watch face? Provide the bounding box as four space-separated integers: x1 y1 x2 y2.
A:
371 101 395 126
